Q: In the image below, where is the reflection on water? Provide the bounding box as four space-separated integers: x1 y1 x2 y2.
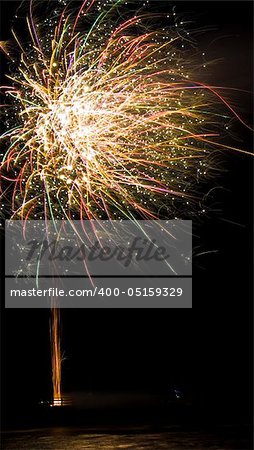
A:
2 427 251 450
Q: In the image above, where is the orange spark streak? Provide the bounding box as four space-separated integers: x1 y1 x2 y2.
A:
50 305 62 406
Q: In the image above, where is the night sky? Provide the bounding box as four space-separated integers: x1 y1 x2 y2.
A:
1 1 253 428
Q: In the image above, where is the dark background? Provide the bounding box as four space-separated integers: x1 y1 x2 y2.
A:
1 1 253 428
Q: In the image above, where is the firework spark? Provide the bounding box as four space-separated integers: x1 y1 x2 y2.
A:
50 305 62 406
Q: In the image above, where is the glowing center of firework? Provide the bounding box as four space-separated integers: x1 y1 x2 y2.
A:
34 85 106 191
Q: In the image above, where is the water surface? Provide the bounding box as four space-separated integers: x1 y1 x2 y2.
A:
2 426 252 449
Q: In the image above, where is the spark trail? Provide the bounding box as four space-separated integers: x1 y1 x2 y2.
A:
50 306 62 406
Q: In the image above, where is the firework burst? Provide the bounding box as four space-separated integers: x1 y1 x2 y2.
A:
1 0 244 222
